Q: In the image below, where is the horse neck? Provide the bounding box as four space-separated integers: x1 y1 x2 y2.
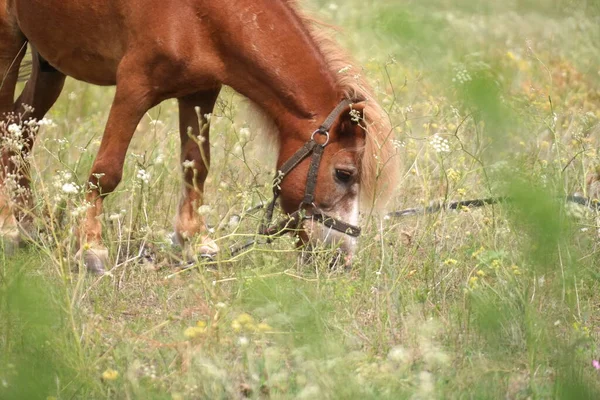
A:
209 1 341 138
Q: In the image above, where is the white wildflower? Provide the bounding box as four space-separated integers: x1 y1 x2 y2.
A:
232 144 243 156
349 109 361 123
71 202 92 217
328 3 339 11
452 64 472 85
228 215 241 228
136 169 150 184
392 139 405 149
182 160 195 169
198 205 211 215
38 118 55 127
239 127 251 139
387 346 409 364
61 182 79 195
430 134 451 153
7 123 22 137
338 65 351 74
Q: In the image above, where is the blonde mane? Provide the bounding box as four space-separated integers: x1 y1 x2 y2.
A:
244 1 399 211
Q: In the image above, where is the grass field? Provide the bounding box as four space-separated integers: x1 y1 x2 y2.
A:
2 1 600 398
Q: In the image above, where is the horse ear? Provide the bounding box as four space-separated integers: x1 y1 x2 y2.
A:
334 101 367 138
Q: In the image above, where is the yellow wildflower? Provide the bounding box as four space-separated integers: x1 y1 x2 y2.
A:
471 247 485 259
443 258 458 266
446 168 460 183
102 368 119 381
231 320 242 332
258 323 273 332
583 326 591 338
237 313 254 326
476 270 485 277
184 325 206 339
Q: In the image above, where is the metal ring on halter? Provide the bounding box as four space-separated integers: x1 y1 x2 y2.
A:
298 200 317 211
311 129 330 147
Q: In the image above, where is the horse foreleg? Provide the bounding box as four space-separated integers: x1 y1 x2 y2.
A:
0 33 26 251
175 88 221 260
12 50 66 228
78 71 153 274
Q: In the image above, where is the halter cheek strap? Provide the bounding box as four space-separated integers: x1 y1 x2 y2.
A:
260 99 362 239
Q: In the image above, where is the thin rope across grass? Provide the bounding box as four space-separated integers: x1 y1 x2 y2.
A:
385 195 600 219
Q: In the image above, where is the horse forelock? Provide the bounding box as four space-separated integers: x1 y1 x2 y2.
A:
244 1 399 212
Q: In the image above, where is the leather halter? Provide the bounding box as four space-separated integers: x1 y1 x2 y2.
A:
260 99 362 239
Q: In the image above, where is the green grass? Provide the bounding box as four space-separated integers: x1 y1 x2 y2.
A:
2 0 600 398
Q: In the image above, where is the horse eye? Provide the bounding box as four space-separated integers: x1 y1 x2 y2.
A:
335 169 353 183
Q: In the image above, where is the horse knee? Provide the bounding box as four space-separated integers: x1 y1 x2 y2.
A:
89 164 122 195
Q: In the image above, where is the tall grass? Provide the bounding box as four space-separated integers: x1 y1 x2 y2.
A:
1 0 600 398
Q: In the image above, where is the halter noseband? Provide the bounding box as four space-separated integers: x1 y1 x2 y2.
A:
260 99 362 239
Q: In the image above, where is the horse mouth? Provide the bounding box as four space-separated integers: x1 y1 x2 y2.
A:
298 215 357 264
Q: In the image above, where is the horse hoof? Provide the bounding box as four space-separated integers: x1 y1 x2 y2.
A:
195 237 219 260
177 234 220 262
76 247 109 275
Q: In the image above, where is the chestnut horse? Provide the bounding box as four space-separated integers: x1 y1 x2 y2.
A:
0 0 397 273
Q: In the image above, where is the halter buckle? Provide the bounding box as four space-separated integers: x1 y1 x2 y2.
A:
311 129 330 147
